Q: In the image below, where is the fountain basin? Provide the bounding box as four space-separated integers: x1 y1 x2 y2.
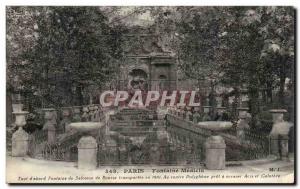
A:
68 122 105 133
197 121 233 131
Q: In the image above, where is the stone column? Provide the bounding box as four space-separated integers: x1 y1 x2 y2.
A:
12 127 29 157
12 111 29 157
205 135 226 170
77 136 98 169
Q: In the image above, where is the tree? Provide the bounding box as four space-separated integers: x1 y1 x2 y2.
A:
8 7 125 108
219 7 295 123
259 7 295 107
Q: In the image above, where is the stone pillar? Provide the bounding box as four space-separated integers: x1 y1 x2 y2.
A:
269 109 292 160
205 135 226 170
12 127 29 157
77 136 98 170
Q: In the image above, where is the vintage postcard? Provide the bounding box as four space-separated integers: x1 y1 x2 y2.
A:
6 6 295 184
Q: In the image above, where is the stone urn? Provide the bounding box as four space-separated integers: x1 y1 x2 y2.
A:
269 109 287 123
13 111 29 128
12 104 24 113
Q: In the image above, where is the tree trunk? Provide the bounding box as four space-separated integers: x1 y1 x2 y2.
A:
248 87 260 129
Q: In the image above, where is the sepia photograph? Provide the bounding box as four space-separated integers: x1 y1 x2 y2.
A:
5 5 295 184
